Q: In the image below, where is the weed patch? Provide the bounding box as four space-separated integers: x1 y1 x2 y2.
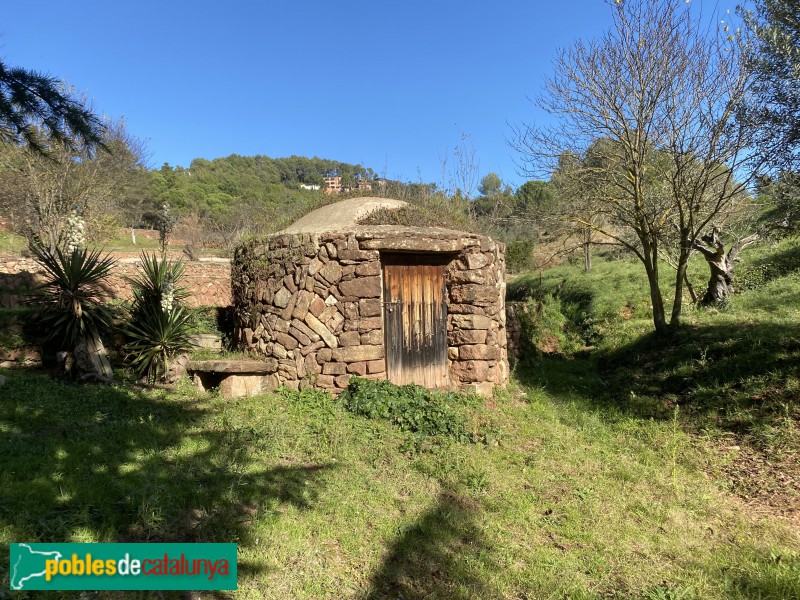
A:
339 377 490 445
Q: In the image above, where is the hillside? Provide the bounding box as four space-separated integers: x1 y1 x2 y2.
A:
508 236 800 524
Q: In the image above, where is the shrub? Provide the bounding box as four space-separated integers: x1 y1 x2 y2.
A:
506 239 536 273
29 244 116 351
123 253 194 382
339 377 484 443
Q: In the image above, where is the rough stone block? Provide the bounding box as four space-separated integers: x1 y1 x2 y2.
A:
449 329 488 345
309 296 326 318
358 316 383 332
291 319 320 342
317 348 332 363
451 314 492 330
304 312 338 348
281 294 297 321
450 270 486 284
274 332 299 350
339 331 361 346
359 298 382 317
448 304 485 315
465 253 491 270
347 361 368 376
289 326 311 347
339 276 381 298
219 375 273 399
300 340 325 356
335 374 353 388
320 305 339 322
451 360 490 383
327 311 345 333
450 284 497 306
293 290 314 319
323 362 347 375
366 359 385 374
273 317 290 333
355 260 381 276
344 301 359 320
459 344 498 360
273 286 291 308
283 274 297 294
319 261 343 284
308 257 323 275
339 249 379 261
316 374 336 388
360 330 383 345
332 345 384 363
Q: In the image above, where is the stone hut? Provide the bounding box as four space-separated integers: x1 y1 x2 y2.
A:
231 197 508 395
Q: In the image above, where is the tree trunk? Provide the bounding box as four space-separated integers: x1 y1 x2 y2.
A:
694 227 760 306
670 247 691 328
684 273 697 304
73 331 113 383
647 270 669 335
583 241 592 273
642 242 669 335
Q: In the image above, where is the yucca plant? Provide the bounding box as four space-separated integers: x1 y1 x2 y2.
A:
127 252 189 318
29 243 116 350
124 252 194 383
124 303 195 383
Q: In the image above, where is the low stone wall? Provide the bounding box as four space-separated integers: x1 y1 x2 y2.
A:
232 227 508 394
0 254 231 308
505 302 524 362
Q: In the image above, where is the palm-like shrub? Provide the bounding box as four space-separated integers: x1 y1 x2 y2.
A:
125 303 195 383
124 253 194 383
30 243 116 350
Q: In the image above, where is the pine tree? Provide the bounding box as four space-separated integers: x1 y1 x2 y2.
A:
0 59 105 155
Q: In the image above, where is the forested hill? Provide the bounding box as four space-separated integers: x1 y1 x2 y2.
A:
186 154 377 190
143 154 384 241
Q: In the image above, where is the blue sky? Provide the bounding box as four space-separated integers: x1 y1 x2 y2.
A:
3 1 617 191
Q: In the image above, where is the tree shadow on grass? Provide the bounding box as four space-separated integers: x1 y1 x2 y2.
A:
362 489 497 600
596 321 800 428
517 320 799 436
0 370 333 594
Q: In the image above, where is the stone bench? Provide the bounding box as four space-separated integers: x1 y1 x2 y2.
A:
186 359 278 399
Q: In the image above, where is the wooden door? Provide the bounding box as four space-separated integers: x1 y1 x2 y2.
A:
382 254 449 388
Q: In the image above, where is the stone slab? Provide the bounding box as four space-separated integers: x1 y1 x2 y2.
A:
186 359 278 374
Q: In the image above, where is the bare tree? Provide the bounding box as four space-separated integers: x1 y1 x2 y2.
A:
0 119 147 249
513 0 764 335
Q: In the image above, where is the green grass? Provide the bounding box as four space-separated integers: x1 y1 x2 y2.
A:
0 369 797 598
0 231 26 254
510 236 800 530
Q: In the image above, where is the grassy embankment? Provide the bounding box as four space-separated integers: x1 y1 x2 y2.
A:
0 237 798 599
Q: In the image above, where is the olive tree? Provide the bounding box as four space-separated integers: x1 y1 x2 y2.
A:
513 0 764 335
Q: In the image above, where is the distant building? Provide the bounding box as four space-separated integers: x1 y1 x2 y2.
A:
300 184 321 191
324 175 342 194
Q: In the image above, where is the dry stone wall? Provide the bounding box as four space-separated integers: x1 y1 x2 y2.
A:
0 254 231 308
232 226 508 395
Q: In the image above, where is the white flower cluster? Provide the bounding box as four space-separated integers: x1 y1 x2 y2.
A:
161 274 175 314
65 211 86 253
